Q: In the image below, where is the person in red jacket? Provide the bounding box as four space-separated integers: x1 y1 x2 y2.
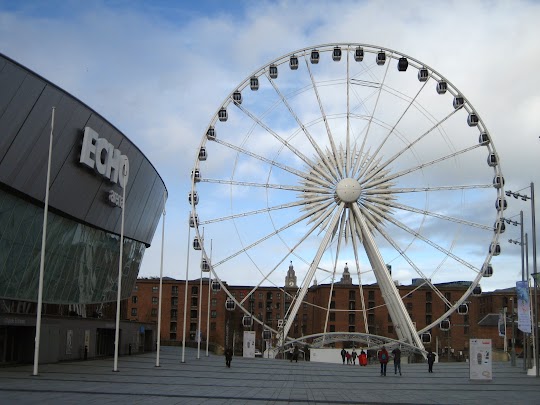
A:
378 346 389 376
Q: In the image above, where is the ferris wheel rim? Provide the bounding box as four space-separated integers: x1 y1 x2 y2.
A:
189 42 505 345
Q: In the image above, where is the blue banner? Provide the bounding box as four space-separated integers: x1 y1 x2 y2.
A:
517 281 532 333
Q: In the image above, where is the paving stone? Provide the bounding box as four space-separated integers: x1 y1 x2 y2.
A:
0 347 539 404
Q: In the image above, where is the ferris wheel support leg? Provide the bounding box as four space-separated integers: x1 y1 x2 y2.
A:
351 204 424 351
278 205 345 348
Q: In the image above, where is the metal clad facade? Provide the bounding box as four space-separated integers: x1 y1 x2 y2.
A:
0 53 166 246
0 53 166 304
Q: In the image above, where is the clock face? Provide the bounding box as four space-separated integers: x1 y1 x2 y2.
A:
288 281 294 286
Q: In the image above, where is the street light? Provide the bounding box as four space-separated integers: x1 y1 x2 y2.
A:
506 183 537 377
504 210 525 281
510 298 516 366
505 184 536 284
225 297 236 352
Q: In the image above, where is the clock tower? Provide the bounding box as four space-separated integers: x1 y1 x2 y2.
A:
284 261 297 288
340 263 352 285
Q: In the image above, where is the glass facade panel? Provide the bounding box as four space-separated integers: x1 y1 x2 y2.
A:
0 189 145 304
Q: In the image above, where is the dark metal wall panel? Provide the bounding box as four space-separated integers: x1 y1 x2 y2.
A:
135 176 167 244
0 59 26 118
4 85 63 195
115 158 156 238
49 113 106 222
0 53 167 247
84 132 142 235
0 72 45 163
48 101 92 193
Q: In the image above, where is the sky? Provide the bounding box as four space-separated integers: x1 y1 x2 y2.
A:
1 0 540 294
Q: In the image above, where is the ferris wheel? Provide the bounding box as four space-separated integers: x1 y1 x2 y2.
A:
189 43 505 351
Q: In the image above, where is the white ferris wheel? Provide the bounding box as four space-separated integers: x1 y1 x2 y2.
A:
189 43 505 351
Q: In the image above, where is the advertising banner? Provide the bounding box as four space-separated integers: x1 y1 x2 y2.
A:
516 281 532 333
243 331 256 358
469 339 492 380
498 312 506 337
66 330 73 355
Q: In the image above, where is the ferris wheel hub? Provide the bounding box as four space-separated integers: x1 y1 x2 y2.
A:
336 178 362 203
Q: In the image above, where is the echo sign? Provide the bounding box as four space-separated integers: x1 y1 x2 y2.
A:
80 127 129 188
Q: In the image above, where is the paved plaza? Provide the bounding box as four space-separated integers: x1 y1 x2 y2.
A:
0 347 539 404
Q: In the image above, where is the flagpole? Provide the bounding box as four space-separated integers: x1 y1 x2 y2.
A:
205 239 212 357
113 158 128 372
33 106 55 376
155 191 166 367
181 226 191 363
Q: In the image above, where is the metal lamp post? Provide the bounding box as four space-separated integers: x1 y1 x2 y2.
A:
33 107 55 376
225 297 236 352
506 184 537 376
532 272 540 377
505 234 530 371
155 192 166 368
113 158 129 372
510 298 516 366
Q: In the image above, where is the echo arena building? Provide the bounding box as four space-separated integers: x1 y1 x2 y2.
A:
0 53 167 364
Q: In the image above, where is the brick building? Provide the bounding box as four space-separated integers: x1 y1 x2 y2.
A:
126 274 530 360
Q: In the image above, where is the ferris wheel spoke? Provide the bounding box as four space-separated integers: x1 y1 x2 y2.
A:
265 73 340 182
375 223 453 307
303 56 341 181
356 52 393 172
362 143 482 190
247 203 350 306
321 215 348 336
199 197 329 226
212 138 331 188
360 107 461 182
361 80 429 176
383 212 481 273
351 202 422 347
233 103 335 184
348 217 370 333
213 199 338 268
280 204 346 345
345 46 353 177
201 177 333 194
366 197 493 231
366 184 493 194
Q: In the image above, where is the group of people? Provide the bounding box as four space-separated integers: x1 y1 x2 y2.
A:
377 346 437 376
340 348 368 366
340 346 437 376
225 345 437 373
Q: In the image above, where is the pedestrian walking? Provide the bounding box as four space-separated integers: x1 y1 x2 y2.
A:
427 350 436 373
346 351 351 364
352 348 357 365
359 349 368 366
225 347 233 368
392 347 402 375
341 348 346 364
378 346 389 376
291 345 299 362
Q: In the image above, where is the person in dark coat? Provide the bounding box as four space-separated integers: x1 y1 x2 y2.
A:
292 345 299 362
225 347 233 368
427 350 436 373
378 346 389 376
340 348 346 364
391 347 402 375
352 348 357 365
